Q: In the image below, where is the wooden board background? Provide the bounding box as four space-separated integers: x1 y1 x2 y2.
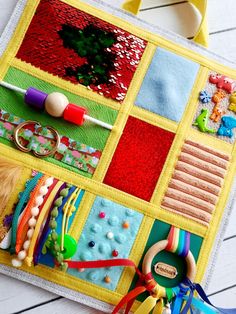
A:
0 0 235 313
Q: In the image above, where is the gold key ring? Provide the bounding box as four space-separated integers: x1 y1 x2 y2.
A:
13 120 60 158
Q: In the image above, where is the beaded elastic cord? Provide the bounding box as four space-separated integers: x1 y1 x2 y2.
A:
0 81 113 130
46 184 78 271
12 176 55 267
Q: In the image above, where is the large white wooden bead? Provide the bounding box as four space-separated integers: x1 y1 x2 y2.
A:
18 250 27 260
31 206 39 216
29 217 37 228
35 196 44 206
45 92 69 117
12 258 22 267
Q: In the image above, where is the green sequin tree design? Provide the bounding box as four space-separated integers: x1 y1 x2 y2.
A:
58 24 116 86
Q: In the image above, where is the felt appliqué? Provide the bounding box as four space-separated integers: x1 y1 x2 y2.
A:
16 0 146 102
161 140 230 226
135 47 200 122
0 109 101 174
193 72 236 143
104 117 175 201
67 196 143 291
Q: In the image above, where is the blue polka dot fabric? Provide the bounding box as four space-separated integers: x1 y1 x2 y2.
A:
67 196 143 290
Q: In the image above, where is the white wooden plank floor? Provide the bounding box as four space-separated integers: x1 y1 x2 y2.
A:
0 0 235 313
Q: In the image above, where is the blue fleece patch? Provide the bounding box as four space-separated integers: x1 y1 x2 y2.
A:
135 47 200 122
67 196 143 291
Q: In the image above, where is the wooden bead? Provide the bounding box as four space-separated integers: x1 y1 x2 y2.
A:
45 92 69 117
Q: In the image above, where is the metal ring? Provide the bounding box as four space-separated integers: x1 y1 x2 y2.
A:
13 121 60 158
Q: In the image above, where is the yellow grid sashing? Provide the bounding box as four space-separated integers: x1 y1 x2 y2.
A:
93 43 156 181
0 143 208 236
0 0 236 309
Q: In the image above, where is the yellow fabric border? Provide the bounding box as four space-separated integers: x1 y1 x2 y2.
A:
150 66 209 205
11 59 119 111
131 106 178 133
69 192 96 241
0 0 235 308
92 43 156 182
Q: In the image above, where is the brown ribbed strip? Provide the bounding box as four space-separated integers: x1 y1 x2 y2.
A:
176 161 223 187
168 179 218 205
179 152 226 178
182 143 228 169
163 207 209 227
173 171 220 196
165 188 215 213
162 197 211 223
185 140 230 161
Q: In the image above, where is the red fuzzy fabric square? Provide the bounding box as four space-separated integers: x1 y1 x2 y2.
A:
16 0 146 102
104 117 175 201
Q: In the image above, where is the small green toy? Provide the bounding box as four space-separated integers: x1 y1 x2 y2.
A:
193 108 216 133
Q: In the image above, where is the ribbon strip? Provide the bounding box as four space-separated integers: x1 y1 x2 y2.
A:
166 226 190 257
0 109 101 174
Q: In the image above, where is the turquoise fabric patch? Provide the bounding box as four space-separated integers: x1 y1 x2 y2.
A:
67 196 143 290
135 47 200 122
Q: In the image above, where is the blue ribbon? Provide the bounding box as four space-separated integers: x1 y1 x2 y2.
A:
172 278 236 314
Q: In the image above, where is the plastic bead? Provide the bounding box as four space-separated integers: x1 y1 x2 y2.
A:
63 103 87 125
29 217 37 227
99 212 106 219
122 221 129 229
112 249 119 257
45 92 69 117
106 231 114 240
88 241 95 248
39 186 48 196
24 87 48 110
27 229 34 239
18 250 27 260
104 275 111 283
23 240 31 250
45 177 54 187
35 196 44 206
193 109 216 133
12 258 22 267
31 206 40 217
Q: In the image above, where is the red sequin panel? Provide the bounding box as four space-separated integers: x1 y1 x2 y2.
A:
16 0 146 102
104 117 175 201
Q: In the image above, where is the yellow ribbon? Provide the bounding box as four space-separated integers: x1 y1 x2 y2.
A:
134 285 166 314
121 0 208 47
153 299 164 314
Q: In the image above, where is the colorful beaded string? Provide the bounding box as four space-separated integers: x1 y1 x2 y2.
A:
12 176 54 267
25 181 65 267
33 183 67 265
0 81 113 130
47 184 77 271
9 172 43 253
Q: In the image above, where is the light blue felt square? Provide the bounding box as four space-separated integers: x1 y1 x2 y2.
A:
135 47 200 122
67 196 143 291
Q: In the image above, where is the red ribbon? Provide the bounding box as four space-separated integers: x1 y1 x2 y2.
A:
65 258 154 314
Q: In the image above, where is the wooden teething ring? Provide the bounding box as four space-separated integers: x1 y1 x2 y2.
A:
142 239 196 298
